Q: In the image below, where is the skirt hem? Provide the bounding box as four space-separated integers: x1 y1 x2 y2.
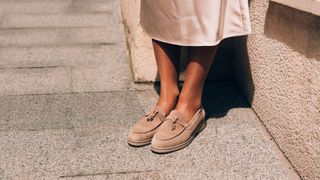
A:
142 26 252 47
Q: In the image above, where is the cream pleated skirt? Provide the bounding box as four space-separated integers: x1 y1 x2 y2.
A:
140 0 252 46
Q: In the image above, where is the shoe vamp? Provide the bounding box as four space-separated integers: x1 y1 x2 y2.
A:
156 121 186 141
133 116 163 133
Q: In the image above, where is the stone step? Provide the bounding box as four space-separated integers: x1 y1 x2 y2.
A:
0 63 132 96
0 0 115 14
0 90 142 131
0 67 71 96
0 13 118 28
0 27 120 47
0 44 128 68
0 83 300 179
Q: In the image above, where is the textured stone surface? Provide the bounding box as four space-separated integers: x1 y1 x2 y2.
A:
0 83 300 179
0 0 129 95
120 0 158 82
61 171 163 180
0 94 73 131
234 1 320 179
0 0 115 14
0 91 143 131
0 13 117 28
271 0 320 16
0 67 72 96
71 63 133 93
69 91 144 129
0 44 128 68
0 130 77 179
0 28 119 47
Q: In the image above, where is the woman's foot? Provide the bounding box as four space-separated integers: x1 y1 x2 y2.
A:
155 87 180 116
151 106 206 153
127 87 179 147
127 105 167 147
173 88 202 122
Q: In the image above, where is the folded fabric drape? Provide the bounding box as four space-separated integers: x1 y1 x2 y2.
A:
140 0 252 46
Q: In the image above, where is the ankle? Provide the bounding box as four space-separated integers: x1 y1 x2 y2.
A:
159 87 180 101
165 87 180 98
156 102 176 117
178 91 201 104
156 96 179 116
175 99 202 112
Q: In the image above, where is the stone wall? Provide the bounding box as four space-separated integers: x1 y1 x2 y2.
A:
235 1 319 179
120 0 157 82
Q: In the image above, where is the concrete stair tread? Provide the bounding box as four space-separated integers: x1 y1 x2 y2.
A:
0 13 119 28
0 0 116 14
0 27 121 46
0 44 128 68
0 82 300 179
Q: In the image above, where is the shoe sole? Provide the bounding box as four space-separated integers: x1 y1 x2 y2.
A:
128 138 152 147
150 120 207 154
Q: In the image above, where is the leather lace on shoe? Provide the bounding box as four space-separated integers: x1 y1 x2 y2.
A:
144 109 159 121
150 107 206 153
169 116 184 130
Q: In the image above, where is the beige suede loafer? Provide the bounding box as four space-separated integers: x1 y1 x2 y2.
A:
151 106 206 153
127 106 166 147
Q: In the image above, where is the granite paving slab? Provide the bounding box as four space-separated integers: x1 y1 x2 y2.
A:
0 44 128 68
69 91 144 129
0 0 115 14
0 67 72 96
0 93 73 131
71 64 133 93
0 13 118 28
0 27 119 47
0 82 301 180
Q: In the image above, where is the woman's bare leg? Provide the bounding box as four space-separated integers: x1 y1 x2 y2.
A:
175 45 218 122
152 39 181 115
